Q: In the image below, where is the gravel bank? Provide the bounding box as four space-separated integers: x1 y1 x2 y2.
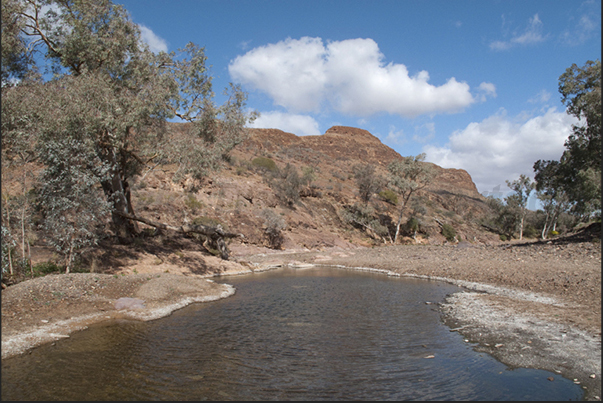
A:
2 237 601 400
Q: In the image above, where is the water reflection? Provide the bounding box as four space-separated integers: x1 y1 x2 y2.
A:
2 267 583 400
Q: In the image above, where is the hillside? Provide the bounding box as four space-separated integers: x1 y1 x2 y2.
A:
125 124 500 254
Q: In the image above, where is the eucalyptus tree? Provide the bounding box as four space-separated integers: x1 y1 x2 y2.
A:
388 154 434 243
533 160 570 239
505 174 535 240
1 0 257 266
534 60 601 220
353 163 383 205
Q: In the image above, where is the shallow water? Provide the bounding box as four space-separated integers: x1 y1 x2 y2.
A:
1 267 584 400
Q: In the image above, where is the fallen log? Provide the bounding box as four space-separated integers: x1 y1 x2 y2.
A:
116 212 243 260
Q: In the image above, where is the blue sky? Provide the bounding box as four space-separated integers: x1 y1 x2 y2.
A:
118 0 600 205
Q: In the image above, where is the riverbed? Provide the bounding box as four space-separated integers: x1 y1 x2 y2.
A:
1 267 586 400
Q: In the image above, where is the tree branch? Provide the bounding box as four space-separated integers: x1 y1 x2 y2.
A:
115 211 243 259
116 211 242 238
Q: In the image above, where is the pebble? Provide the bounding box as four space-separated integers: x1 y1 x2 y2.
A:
590 374 596 379
424 355 435 359
40 319 49 323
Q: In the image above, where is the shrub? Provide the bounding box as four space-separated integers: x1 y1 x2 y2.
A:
523 225 539 239
499 234 507 241
549 230 559 237
191 216 226 229
184 194 203 213
353 163 383 204
268 163 301 206
32 261 62 277
378 189 398 205
251 156 278 172
260 209 286 249
405 217 420 234
441 223 457 242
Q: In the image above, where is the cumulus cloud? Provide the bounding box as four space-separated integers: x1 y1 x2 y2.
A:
249 111 321 136
139 25 168 53
229 37 476 118
490 14 547 51
477 82 497 102
423 107 579 195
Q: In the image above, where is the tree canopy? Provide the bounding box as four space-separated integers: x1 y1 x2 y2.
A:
1 0 257 270
387 153 434 243
534 59 601 219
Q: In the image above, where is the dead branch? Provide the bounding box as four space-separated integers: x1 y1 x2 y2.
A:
116 212 243 260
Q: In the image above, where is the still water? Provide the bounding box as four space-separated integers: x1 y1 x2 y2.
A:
2 267 583 400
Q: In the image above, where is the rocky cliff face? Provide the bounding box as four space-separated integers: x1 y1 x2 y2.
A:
244 126 482 198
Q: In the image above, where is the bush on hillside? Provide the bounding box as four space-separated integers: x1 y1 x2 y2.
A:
251 157 278 172
441 223 457 242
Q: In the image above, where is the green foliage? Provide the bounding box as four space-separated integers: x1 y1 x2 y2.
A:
184 194 203 213
504 174 535 240
534 60 601 220
405 217 420 234
378 189 398 205
260 208 286 249
251 156 278 172
523 225 539 239
388 154 435 242
499 234 507 241
37 137 111 273
353 163 383 205
32 261 61 277
301 166 317 187
441 223 457 242
266 163 302 206
342 203 389 241
549 230 559 237
1 0 257 245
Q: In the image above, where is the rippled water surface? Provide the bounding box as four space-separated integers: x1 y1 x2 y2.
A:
2 267 583 400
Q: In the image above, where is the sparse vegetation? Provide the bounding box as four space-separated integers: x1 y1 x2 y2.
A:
378 189 398 205
441 223 457 242
251 156 278 172
260 209 286 249
353 163 383 205
184 194 204 213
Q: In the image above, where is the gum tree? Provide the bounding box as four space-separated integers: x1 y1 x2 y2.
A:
388 154 434 243
505 174 535 240
534 60 601 220
1 0 257 263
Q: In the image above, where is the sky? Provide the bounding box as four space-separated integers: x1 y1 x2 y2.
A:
117 0 601 207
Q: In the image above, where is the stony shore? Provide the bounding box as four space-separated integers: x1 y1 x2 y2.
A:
2 238 601 400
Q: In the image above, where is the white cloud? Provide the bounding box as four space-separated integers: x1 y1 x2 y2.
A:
384 126 407 146
412 122 436 143
477 82 497 102
490 14 547 51
560 14 600 46
528 89 551 104
138 25 168 53
229 37 475 118
423 107 579 195
249 111 321 136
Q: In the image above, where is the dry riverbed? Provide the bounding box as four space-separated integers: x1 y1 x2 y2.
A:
2 236 601 400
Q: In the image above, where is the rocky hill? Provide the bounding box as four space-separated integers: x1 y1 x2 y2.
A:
128 124 500 254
